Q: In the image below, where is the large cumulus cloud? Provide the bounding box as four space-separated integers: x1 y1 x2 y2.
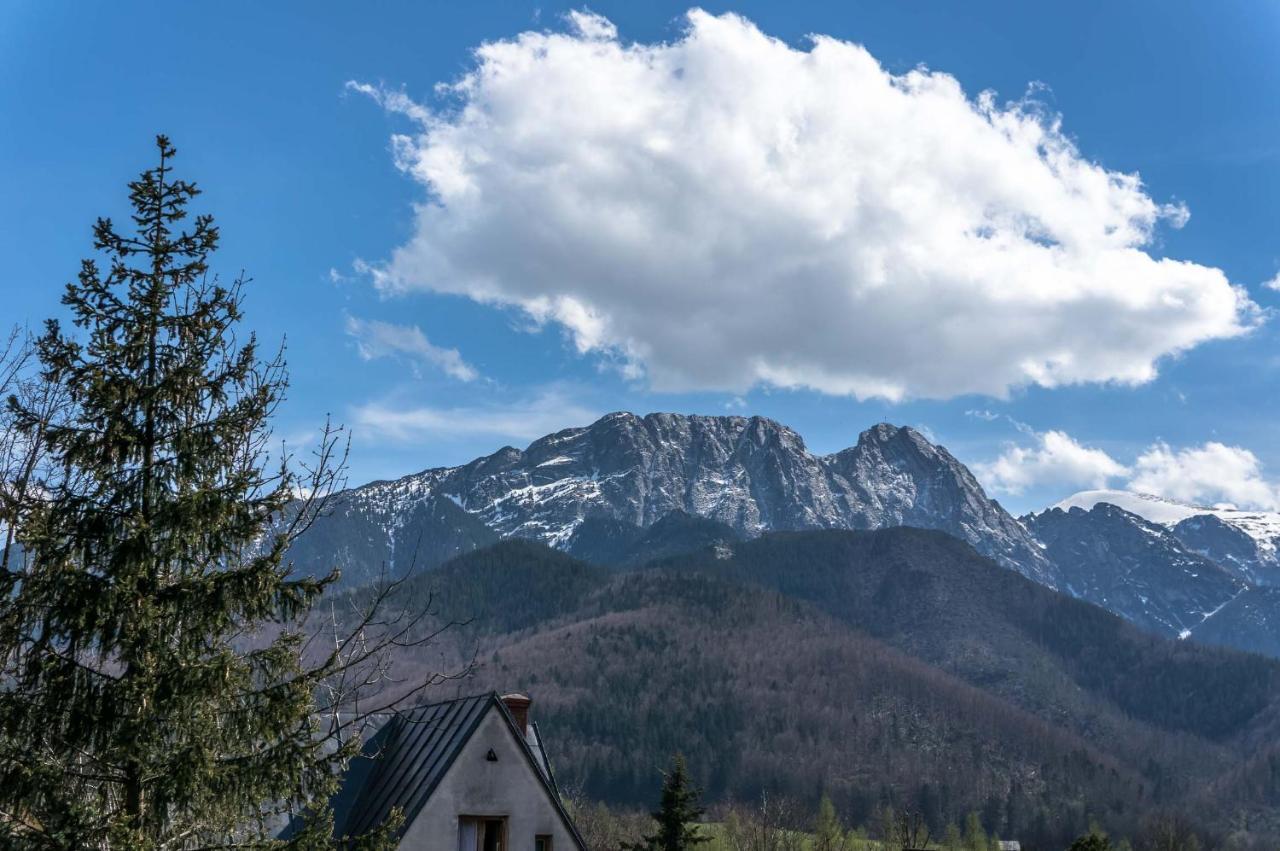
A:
353 9 1258 400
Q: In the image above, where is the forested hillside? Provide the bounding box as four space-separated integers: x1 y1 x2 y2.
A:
349 529 1280 849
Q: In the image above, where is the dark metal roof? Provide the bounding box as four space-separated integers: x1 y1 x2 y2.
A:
338 693 491 838
329 692 585 848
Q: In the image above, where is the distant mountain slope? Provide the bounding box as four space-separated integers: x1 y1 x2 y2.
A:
1056 489 1280 586
289 412 1051 589
374 529 1280 846
672 528 1277 744
563 510 741 567
1022 504 1246 639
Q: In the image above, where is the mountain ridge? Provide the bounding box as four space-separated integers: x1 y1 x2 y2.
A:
289 412 1052 587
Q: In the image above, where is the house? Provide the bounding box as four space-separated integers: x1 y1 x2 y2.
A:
997 842 1022 851
327 692 586 850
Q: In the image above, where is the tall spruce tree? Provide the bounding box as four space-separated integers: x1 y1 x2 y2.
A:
0 137 390 849
630 754 708 851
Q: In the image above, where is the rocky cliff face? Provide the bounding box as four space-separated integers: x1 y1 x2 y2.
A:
826 424 1051 581
291 412 1051 587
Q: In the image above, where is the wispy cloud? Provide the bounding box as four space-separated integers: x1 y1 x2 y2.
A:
350 388 599 445
345 315 479 382
965 409 1034 435
343 80 431 124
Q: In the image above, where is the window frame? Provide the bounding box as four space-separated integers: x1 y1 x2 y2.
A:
457 815 509 851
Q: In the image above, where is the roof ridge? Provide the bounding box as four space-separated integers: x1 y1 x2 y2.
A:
398 690 500 716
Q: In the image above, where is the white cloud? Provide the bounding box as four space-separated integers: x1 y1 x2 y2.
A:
351 9 1258 401
350 388 599 445
1128 441 1279 510
344 315 479 382
1264 272 1280 292
977 430 1128 496
977 426 1280 511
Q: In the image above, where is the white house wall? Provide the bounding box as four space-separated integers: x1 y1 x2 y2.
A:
398 705 579 850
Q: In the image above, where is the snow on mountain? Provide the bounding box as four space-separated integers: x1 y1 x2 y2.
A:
1055 490 1208 525
1055 489 1280 585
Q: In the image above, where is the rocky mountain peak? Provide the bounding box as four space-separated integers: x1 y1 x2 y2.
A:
855 421 930 447
288 411 1053 588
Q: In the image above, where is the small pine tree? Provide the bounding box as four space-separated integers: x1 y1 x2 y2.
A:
0 136 391 848
814 793 846 851
630 754 709 851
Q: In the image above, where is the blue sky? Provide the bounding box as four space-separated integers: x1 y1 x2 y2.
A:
3 1 1279 515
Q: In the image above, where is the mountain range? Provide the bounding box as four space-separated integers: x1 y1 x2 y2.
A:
284 411 1280 843
285 412 1279 660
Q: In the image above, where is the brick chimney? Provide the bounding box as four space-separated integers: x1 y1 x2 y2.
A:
501 692 531 734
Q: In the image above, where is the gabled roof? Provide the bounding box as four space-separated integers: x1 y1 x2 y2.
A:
333 692 584 848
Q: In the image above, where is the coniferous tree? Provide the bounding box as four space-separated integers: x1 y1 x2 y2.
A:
964 812 991 851
630 754 708 851
1067 828 1113 851
0 137 396 849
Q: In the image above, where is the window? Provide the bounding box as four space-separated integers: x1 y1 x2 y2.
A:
458 817 507 851
535 836 552 851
